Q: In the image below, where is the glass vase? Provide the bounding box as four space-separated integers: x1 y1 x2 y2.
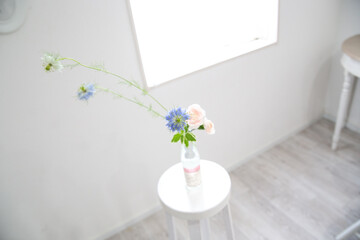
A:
181 142 201 188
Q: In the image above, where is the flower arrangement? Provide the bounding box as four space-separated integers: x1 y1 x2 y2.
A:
42 53 215 147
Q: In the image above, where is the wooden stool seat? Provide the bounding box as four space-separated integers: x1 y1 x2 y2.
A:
157 160 235 239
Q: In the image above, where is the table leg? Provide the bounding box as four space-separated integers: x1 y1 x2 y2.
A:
332 70 355 150
188 220 201 239
223 204 235 240
336 219 360 240
200 218 211 240
165 212 177 240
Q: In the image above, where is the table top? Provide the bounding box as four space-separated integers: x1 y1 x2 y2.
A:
342 35 360 61
157 160 231 220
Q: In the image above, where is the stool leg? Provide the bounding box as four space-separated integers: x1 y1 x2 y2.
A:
332 70 354 150
336 219 360 240
200 218 211 240
223 204 235 240
165 212 177 240
188 220 201 240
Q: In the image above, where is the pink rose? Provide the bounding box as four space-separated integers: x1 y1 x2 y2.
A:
204 119 215 134
186 104 206 130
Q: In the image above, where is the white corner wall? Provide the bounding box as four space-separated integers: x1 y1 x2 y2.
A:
324 0 360 133
0 0 342 239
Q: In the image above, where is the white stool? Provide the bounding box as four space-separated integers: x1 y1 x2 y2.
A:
332 34 360 150
157 160 235 240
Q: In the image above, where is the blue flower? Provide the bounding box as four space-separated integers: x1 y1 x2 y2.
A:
165 107 189 132
77 83 96 100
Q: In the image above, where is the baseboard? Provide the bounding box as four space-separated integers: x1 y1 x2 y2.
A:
93 205 162 240
227 117 322 172
323 114 360 134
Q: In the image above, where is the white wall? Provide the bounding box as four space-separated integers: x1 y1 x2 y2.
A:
0 0 341 239
325 0 360 132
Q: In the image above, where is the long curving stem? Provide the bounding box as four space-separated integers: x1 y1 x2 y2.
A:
96 86 165 118
59 57 168 113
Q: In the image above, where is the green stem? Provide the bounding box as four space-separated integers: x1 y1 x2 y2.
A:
96 86 165 118
59 57 168 112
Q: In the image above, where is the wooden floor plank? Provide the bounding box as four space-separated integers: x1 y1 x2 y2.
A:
237 156 349 240
231 172 318 240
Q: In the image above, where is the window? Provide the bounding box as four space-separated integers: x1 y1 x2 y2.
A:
128 0 279 87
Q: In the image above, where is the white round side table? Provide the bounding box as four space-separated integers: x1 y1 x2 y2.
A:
332 34 360 150
157 160 235 240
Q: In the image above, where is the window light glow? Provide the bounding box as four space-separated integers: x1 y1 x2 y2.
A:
128 0 279 87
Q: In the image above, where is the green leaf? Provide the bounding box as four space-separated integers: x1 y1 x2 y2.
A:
180 135 184 144
171 134 182 143
186 132 196 142
184 138 189 147
198 125 205 130
185 124 189 132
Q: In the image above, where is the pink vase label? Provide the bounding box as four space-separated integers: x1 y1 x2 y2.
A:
183 165 201 187
183 165 200 173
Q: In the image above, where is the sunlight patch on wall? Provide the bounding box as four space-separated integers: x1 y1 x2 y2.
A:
128 0 279 87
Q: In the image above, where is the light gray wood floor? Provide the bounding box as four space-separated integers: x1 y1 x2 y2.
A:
107 119 360 240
